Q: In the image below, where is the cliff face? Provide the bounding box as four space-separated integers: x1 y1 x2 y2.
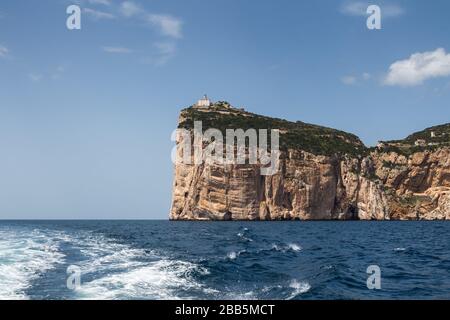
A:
371 148 450 220
170 103 450 221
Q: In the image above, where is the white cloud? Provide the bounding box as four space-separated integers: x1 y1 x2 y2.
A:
340 1 367 16
340 1 404 18
0 45 9 58
384 48 450 87
146 14 182 38
120 1 142 17
341 72 372 85
141 41 177 66
341 75 357 85
28 73 43 82
88 0 111 5
102 46 133 54
84 8 115 19
383 6 404 17
155 41 176 54
82 1 183 65
154 41 176 64
27 65 66 81
119 2 183 38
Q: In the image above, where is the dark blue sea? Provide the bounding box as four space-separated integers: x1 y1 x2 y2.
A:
0 220 449 300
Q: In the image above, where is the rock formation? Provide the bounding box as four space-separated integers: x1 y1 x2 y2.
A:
170 102 450 220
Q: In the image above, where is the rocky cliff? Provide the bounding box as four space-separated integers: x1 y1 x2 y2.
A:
170 102 450 220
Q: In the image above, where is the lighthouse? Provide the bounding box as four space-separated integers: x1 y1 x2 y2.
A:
196 94 212 108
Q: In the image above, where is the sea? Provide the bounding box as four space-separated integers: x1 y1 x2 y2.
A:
0 220 448 300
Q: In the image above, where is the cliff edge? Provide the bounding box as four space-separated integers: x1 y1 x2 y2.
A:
170 102 450 220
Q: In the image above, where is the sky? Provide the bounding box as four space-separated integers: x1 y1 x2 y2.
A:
1 0 450 219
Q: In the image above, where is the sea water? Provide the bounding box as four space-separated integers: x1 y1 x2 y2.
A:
0 220 448 300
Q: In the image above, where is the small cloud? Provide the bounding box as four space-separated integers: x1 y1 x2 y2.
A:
341 72 372 85
119 2 183 38
340 1 368 16
146 14 183 38
384 48 450 87
0 45 9 58
102 46 133 54
29 73 43 82
155 41 176 64
141 41 177 66
383 4 404 17
88 0 111 5
84 7 115 19
341 75 357 85
340 1 404 18
120 1 142 17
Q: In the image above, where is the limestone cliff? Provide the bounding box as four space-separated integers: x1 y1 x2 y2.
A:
170 102 450 220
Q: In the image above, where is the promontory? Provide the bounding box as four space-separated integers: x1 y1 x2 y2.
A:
170 100 450 221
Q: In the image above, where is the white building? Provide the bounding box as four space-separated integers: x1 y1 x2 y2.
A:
196 94 212 108
415 139 426 147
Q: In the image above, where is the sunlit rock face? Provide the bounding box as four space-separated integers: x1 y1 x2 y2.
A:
170 104 450 220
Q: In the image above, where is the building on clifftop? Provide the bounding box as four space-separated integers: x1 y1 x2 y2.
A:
195 94 212 108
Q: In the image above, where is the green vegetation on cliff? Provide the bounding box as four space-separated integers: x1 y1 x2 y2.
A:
404 123 450 144
178 103 367 157
379 123 450 156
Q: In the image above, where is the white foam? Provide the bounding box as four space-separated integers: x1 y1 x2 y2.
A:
224 290 258 300
58 231 211 300
260 284 283 294
236 232 253 242
394 247 406 251
227 252 238 260
270 243 302 253
0 228 65 300
287 279 311 300
287 243 302 252
227 250 246 260
76 259 210 300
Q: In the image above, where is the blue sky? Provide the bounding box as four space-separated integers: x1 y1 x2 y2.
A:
1 0 450 219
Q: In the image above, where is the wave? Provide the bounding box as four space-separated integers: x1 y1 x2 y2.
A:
63 232 211 300
75 259 210 300
236 232 253 242
287 243 302 252
270 243 302 253
71 233 308 300
0 227 65 300
227 250 246 260
0 225 212 300
0 224 310 300
223 280 310 300
287 279 311 300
